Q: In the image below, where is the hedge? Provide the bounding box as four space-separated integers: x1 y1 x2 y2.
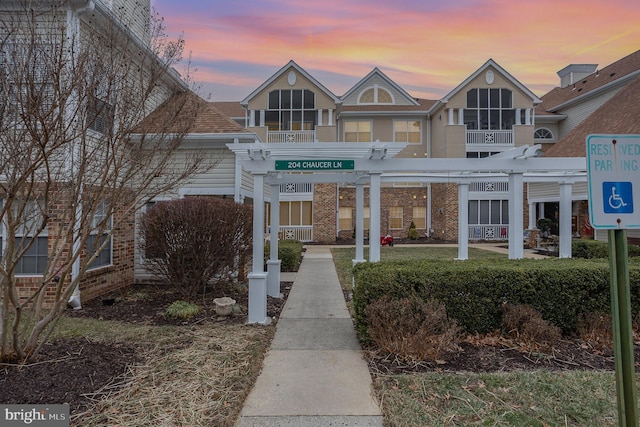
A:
264 239 304 272
572 239 640 259
352 258 640 341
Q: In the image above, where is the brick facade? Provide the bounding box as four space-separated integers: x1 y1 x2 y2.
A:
11 188 135 308
313 183 338 243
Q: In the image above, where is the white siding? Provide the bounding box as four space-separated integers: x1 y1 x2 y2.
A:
527 182 588 202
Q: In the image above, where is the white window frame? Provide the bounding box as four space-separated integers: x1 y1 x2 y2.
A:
357 85 395 105
393 120 421 144
343 120 372 142
338 207 352 231
86 201 112 270
389 207 403 230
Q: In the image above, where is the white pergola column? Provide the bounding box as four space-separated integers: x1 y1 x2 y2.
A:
352 183 366 287
559 182 573 258
369 173 381 262
508 172 524 259
248 172 270 324
267 185 281 297
354 183 365 262
528 201 537 229
457 182 469 260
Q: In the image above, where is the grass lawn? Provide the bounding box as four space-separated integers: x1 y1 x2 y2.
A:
330 245 637 427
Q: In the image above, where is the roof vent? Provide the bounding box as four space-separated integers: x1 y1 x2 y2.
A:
610 72 616 77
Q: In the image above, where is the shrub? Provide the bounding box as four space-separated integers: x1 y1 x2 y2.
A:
366 295 460 363
502 304 560 352
265 239 303 272
165 300 201 319
140 198 253 297
573 238 640 259
577 312 613 352
408 221 419 240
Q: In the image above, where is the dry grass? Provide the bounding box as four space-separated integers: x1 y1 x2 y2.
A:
74 324 273 427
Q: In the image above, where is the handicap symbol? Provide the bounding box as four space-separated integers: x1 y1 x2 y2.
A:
609 187 628 209
603 182 634 214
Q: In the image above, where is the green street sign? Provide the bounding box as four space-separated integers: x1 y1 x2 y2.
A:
275 160 355 171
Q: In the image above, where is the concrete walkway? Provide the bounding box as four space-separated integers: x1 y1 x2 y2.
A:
235 246 382 427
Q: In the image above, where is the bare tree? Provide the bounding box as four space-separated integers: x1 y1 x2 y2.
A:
0 1 210 361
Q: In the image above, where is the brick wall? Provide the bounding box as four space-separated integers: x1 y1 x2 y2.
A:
12 188 135 308
334 186 430 240
313 183 337 243
430 183 459 241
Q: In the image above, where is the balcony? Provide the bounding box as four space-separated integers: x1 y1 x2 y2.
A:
466 130 514 147
469 181 509 192
277 226 313 242
267 130 316 143
469 224 509 241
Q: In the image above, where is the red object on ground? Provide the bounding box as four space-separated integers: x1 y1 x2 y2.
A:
380 235 394 246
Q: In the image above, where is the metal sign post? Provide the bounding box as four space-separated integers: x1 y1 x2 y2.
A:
587 134 639 427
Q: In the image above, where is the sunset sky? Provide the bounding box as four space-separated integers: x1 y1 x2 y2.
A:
152 0 640 102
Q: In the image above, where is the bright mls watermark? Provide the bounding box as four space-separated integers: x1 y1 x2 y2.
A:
1 405 69 426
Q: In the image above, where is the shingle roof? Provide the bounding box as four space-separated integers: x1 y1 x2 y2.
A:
544 74 640 157
540 50 640 112
210 101 246 118
136 92 247 134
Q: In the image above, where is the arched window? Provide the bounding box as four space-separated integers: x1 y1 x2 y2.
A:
357 86 394 104
534 128 554 140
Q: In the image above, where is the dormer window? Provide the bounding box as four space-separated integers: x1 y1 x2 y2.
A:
358 85 394 105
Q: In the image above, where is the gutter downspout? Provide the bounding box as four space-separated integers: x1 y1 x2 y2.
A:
67 1 94 310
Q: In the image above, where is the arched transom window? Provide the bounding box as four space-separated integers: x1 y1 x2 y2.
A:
358 85 394 104
534 128 554 141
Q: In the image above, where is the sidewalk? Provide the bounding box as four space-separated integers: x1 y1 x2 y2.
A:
235 246 382 427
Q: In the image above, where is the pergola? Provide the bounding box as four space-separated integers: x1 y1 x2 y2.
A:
227 142 587 324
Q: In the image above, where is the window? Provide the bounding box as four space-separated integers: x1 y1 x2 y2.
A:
87 96 114 135
389 207 403 230
86 201 112 269
466 151 501 158
279 201 312 226
2 199 48 275
412 206 426 229
344 121 371 142
394 120 421 143
468 200 509 225
338 207 352 231
464 88 515 130
266 89 316 131
534 128 554 141
363 207 370 231
358 86 393 104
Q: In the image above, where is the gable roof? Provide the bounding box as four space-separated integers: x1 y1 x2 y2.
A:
436 59 541 109
540 50 640 112
240 60 340 106
544 74 640 157
341 67 420 106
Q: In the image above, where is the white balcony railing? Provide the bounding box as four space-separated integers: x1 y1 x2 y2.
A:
466 130 514 146
267 130 316 143
280 182 313 194
469 181 509 192
469 224 509 241
278 226 313 242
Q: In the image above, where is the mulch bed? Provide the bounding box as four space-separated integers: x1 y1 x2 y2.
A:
0 280 291 417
